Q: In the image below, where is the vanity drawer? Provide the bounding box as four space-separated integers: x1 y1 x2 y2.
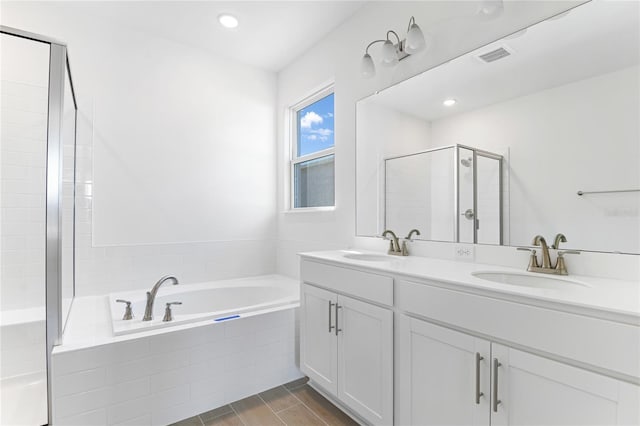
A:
396 279 640 379
301 259 393 306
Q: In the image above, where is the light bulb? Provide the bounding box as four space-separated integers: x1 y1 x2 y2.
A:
218 13 239 29
361 53 376 78
381 40 398 65
443 99 457 107
405 23 426 54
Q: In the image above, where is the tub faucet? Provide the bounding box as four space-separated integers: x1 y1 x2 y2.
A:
143 275 179 321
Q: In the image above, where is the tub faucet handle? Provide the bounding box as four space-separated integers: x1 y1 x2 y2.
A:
162 302 182 322
116 299 133 321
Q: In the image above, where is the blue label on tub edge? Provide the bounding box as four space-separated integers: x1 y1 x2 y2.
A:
214 315 241 322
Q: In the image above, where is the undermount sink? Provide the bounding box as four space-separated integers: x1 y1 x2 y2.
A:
472 271 589 290
342 252 393 262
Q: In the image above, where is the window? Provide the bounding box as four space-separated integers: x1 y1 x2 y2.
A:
290 87 335 209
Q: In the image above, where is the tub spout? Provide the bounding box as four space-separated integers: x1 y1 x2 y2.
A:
142 275 179 321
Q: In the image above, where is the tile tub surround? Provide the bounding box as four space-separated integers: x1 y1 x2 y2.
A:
170 378 359 426
51 287 301 425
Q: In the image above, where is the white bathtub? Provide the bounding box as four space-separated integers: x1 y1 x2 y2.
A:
109 275 299 335
53 274 302 425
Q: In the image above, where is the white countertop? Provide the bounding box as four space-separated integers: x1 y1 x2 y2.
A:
299 250 640 324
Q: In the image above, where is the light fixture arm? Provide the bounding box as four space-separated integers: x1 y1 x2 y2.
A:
386 30 401 44
407 16 417 31
365 39 387 55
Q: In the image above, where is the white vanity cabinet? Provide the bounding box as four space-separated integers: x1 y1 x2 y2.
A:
395 276 640 426
300 260 393 426
397 315 640 426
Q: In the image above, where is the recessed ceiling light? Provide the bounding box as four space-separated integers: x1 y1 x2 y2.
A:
443 99 457 107
218 13 238 29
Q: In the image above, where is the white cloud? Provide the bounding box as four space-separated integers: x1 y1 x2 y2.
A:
300 111 323 129
309 128 333 137
325 112 334 118
307 135 318 140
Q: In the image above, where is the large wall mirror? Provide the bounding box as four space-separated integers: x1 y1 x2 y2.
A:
356 1 639 254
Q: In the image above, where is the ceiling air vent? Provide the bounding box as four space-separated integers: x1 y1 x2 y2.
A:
476 46 512 63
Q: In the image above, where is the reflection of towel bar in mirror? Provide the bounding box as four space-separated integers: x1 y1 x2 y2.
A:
576 189 640 196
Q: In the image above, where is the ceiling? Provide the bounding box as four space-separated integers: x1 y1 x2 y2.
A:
368 0 639 122
71 1 365 72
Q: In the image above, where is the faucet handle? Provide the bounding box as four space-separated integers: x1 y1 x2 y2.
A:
517 247 539 269
116 299 133 320
555 250 579 275
162 302 182 322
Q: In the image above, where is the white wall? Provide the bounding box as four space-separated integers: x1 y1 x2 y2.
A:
356 101 431 236
0 2 278 296
276 0 589 278
430 65 640 253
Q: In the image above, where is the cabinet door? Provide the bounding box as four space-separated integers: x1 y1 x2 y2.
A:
396 315 491 426
300 283 338 395
337 295 393 425
491 344 640 426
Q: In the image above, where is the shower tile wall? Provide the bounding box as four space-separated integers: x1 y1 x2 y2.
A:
0 35 49 312
72 109 276 298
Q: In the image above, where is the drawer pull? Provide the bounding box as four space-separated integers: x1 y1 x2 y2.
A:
335 304 342 335
475 352 484 404
328 301 335 333
493 358 502 412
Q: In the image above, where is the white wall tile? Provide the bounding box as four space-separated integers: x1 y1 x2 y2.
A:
51 308 302 425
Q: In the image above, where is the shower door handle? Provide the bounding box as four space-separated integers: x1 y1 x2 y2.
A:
461 209 475 220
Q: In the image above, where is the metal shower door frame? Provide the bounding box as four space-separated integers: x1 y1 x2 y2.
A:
1 25 77 425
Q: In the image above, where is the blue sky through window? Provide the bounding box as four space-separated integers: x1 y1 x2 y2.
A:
297 93 334 157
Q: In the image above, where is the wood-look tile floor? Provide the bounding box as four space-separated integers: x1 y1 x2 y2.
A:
170 377 359 426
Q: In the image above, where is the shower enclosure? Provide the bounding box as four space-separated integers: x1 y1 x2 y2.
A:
0 26 77 425
385 144 503 244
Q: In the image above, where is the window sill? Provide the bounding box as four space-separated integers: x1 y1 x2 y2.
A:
283 206 336 214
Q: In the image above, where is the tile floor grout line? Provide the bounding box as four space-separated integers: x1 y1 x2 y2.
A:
229 402 249 426
281 384 330 426
198 406 234 424
256 392 286 425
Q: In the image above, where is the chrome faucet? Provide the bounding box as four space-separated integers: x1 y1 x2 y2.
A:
142 275 179 321
382 229 401 255
518 234 580 275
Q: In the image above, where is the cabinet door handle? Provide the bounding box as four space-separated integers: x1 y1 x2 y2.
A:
492 358 502 412
475 352 484 404
335 304 342 336
328 301 335 333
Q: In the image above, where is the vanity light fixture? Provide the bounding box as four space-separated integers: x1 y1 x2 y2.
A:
218 13 239 29
443 99 457 107
360 16 427 78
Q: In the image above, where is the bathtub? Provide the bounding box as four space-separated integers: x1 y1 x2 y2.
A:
109 275 299 335
51 274 302 425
